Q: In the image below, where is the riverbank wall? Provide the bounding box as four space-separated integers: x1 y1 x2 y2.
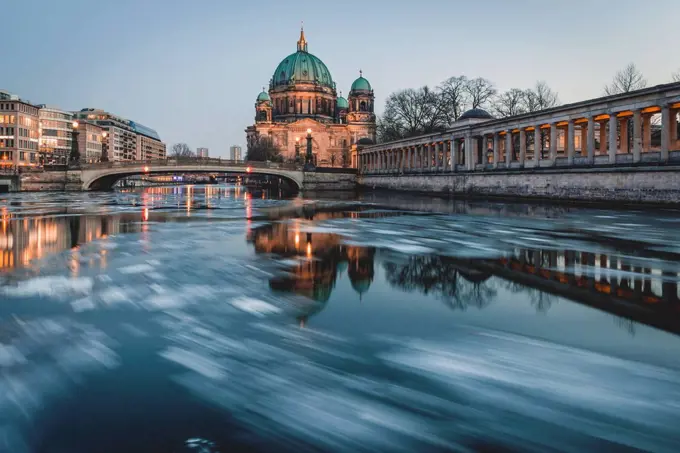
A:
359 165 680 205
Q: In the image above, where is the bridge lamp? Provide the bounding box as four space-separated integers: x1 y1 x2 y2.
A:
72 121 79 129
246 166 252 173
143 166 149 173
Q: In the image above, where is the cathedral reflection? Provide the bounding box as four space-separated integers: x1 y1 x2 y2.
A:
247 212 376 325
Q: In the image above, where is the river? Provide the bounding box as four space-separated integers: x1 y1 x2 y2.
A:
1 185 679 453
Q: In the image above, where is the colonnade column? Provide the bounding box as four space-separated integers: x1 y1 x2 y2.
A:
549 123 557 162
633 109 642 163
519 128 526 167
580 124 587 157
567 119 575 165
661 105 671 162
533 126 541 166
505 131 512 166
493 133 499 168
451 138 457 172
643 114 651 152
620 117 629 154
608 113 617 164
587 116 595 164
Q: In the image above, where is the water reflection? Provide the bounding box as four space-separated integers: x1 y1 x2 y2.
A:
248 210 680 335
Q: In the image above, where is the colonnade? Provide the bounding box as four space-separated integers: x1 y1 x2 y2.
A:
360 95 680 174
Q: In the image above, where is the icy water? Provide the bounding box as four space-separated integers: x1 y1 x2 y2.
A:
1 184 680 453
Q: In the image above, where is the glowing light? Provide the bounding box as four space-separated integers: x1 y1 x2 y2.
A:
307 128 312 134
294 233 300 247
246 166 252 173
306 242 312 258
143 208 149 222
143 166 149 173
72 121 79 129
295 137 300 142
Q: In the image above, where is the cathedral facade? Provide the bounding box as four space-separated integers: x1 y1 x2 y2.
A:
245 28 376 167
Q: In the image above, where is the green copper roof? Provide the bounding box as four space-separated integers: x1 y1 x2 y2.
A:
336 96 349 109
272 51 335 89
257 90 271 102
351 75 372 92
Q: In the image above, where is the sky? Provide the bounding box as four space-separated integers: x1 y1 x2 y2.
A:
4 0 679 158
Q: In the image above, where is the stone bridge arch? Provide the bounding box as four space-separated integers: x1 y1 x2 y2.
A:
80 164 305 191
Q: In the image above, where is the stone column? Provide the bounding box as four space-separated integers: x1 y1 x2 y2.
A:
672 108 679 144
519 128 526 167
599 120 607 156
619 117 629 154
533 126 541 166
549 124 557 162
587 116 595 164
608 113 617 163
451 138 457 172
567 120 575 165
633 109 642 163
505 131 512 166
642 114 651 153
661 105 671 162
493 132 499 169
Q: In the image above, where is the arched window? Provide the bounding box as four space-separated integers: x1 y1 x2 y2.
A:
360 101 367 111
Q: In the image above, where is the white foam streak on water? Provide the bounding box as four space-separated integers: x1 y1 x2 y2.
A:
2 276 94 299
230 297 282 317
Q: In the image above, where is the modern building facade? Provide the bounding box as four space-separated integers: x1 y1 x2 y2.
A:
197 147 209 159
38 106 74 165
245 28 376 167
229 145 241 161
0 90 40 168
131 121 166 160
73 109 165 162
75 121 104 163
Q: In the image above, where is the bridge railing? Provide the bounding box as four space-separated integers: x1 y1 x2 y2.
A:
80 159 300 171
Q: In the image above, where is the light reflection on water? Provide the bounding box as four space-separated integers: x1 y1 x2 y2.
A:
0 184 680 452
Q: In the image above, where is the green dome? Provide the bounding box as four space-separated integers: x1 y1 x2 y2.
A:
351 75 372 92
336 96 349 109
257 90 270 102
272 51 334 89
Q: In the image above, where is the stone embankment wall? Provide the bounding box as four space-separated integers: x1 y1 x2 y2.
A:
20 171 83 191
302 171 357 191
360 166 680 204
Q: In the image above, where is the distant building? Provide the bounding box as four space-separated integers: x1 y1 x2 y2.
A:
38 106 74 165
196 147 209 159
230 145 242 161
73 109 166 161
0 90 40 168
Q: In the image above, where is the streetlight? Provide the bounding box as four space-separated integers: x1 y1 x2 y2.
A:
304 128 315 170
70 121 80 167
294 136 301 163
101 130 109 163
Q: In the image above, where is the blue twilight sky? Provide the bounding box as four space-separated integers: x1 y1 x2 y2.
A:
3 0 679 157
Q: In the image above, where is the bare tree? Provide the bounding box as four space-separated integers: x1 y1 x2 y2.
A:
673 70 680 82
327 149 340 167
465 77 497 109
170 143 194 159
493 88 527 118
604 63 647 95
523 81 560 112
247 136 282 162
378 87 448 142
438 75 469 124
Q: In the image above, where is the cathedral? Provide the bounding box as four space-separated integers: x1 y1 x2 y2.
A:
245 28 376 167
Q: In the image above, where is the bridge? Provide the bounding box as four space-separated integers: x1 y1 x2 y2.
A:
18 159 357 192
359 82 680 204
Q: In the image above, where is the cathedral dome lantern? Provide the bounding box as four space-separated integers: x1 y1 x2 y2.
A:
350 73 372 93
